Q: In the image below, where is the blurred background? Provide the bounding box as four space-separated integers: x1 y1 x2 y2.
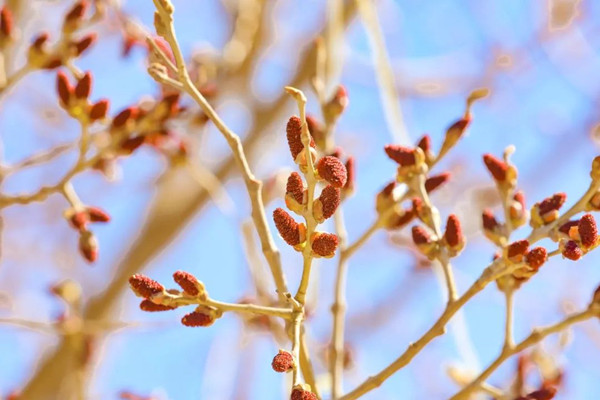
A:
1 0 600 399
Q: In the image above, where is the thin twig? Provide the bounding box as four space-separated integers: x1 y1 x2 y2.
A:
450 307 600 400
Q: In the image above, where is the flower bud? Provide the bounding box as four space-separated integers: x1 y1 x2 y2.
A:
483 153 508 182
173 270 205 297
56 72 73 107
291 384 318 400
425 172 451 193
310 232 338 258
510 191 527 228
444 214 465 256
313 185 340 222
129 274 164 298
578 213 598 248
272 350 294 373
285 172 305 213
286 115 315 161
507 240 529 263
78 230 98 263
343 156 356 196
385 145 416 166
89 99 109 121
273 208 306 247
412 225 436 257
140 299 174 312
75 72 92 99
562 240 582 261
316 156 347 188
181 309 215 327
525 247 547 271
531 193 566 227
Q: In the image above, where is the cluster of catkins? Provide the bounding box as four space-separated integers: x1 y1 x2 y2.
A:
273 90 354 259
128 271 222 327
1 2 96 72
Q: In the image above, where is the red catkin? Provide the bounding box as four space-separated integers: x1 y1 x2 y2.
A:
87 206 110 222
578 213 598 248
181 311 213 327
273 208 302 246
425 172 451 193
173 270 200 296
271 350 294 373
444 215 462 248
291 387 318 400
286 115 314 159
507 240 529 259
318 185 341 220
286 172 304 204
75 72 92 99
316 156 347 188
384 145 416 166
562 240 582 261
482 209 499 231
417 134 431 153
311 233 338 257
412 226 432 245
538 193 566 215
129 274 164 298
140 299 174 312
483 153 508 182
525 247 547 270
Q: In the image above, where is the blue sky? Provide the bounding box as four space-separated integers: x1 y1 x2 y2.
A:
1 0 600 399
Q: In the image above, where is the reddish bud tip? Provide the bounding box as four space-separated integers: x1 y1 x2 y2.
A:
311 232 338 257
112 106 138 129
86 206 110 223
538 193 567 216
173 270 201 296
0 7 13 39
425 172 451 193
412 225 432 245
56 72 72 106
69 211 88 230
482 209 499 231
381 181 396 198
344 156 355 192
525 247 547 270
558 220 579 235
316 156 347 188
74 33 96 56
78 230 98 263
32 33 49 49
384 145 416 166
507 240 529 259
522 387 557 400
562 240 582 261
140 299 174 312
273 208 303 246
64 1 88 24
317 185 341 221
286 116 314 159
483 153 508 182
120 136 145 154
271 350 294 373
286 172 305 204
89 99 109 121
291 386 318 400
417 134 431 153
181 311 214 327
74 72 92 99
578 213 598 248
444 215 463 248
129 274 164 298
